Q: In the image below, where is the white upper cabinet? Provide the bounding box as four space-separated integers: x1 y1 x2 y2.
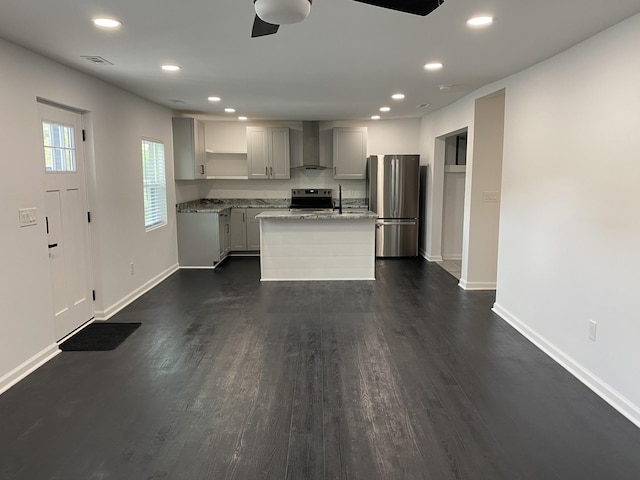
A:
173 117 206 180
247 127 269 179
246 126 290 180
268 127 290 179
333 127 367 180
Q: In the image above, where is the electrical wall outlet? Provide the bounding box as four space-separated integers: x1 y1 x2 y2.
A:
588 320 597 342
130 262 135 275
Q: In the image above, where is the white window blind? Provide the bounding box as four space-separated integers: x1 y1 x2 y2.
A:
142 139 167 230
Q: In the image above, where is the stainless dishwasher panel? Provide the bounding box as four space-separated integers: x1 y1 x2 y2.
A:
375 219 419 257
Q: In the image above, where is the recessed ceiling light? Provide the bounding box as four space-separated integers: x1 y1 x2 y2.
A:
161 64 181 72
424 62 443 71
379 107 391 112
208 96 221 102
224 108 236 113
391 93 405 100
467 16 494 27
93 18 122 29
371 115 381 120
238 116 248 121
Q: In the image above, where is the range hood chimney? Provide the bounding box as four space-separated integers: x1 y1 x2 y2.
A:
292 121 328 170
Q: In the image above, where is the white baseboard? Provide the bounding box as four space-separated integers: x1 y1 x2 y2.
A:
422 252 443 262
261 277 376 282
94 263 179 320
459 279 496 290
0 344 60 395
442 254 463 261
179 265 218 270
492 303 640 429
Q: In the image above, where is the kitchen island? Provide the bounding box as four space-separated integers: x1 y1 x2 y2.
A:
257 210 377 281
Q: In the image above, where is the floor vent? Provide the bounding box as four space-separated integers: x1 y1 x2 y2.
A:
81 56 114 66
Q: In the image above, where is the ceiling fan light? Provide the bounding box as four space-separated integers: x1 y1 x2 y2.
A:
255 0 311 25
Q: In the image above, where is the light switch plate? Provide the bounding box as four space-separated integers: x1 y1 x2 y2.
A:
19 208 38 227
482 191 500 202
588 319 597 341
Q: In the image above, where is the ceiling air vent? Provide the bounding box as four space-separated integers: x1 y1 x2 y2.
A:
81 56 114 66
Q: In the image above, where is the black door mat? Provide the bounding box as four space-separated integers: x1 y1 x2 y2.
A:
59 322 141 351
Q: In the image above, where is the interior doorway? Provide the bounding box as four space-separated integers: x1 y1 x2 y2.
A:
425 89 505 289
439 129 467 279
38 102 94 340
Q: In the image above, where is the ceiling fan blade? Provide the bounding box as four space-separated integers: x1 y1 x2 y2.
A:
251 15 280 37
352 0 443 16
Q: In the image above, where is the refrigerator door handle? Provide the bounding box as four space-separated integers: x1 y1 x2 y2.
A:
391 157 397 218
376 220 418 226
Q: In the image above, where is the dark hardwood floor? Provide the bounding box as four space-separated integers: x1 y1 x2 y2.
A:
1 257 640 479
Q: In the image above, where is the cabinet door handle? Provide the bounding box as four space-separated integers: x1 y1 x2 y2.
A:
270 166 273 177
200 164 205 175
48 243 58 249
265 166 268 176
334 166 337 175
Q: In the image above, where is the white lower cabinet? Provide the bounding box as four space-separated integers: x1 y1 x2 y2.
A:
230 208 264 251
230 209 247 250
177 212 222 266
218 209 231 258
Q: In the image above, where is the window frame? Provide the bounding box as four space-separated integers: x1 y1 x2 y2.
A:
141 138 168 232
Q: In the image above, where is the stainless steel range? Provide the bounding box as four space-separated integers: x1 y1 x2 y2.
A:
289 189 333 211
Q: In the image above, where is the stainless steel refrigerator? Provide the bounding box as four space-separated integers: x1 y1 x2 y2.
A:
367 155 420 257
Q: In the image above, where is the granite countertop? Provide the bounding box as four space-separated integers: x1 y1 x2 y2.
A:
256 210 377 220
177 198 290 213
177 198 369 214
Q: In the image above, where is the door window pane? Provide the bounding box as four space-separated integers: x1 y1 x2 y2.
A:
42 121 76 172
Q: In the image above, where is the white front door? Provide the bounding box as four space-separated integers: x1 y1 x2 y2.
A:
39 103 94 340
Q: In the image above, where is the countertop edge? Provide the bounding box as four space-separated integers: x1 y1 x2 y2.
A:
177 198 368 214
256 210 377 220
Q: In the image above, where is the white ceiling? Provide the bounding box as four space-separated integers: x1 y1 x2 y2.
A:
1 0 639 121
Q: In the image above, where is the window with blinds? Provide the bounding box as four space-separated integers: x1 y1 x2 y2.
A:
142 139 167 231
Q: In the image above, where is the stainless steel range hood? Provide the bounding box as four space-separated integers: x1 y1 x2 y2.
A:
291 121 329 170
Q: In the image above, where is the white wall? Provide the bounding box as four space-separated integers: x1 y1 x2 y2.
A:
462 90 505 289
420 13 640 425
0 38 178 391
442 171 465 259
175 118 420 201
